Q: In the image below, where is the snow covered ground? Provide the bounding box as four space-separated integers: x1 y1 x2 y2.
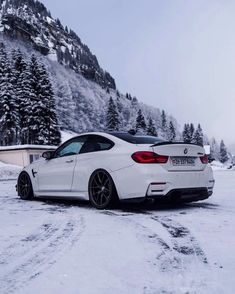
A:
0 161 21 180
211 160 234 171
0 168 235 294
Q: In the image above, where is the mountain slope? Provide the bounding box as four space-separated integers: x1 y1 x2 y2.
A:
0 0 180 139
0 0 115 89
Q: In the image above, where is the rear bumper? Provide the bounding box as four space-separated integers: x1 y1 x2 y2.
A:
147 187 212 203
111 163 214 200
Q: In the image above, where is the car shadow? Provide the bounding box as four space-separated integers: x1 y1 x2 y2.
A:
33 197 220 214
117 200 220 214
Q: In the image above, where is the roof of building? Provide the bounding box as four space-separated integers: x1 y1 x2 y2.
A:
0 145 57 152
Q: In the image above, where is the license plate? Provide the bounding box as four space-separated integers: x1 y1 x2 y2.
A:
171 157 196 166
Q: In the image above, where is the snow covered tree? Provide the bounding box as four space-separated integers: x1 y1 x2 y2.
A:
136 109 146 133
11 49 26 75
167 121 176 142
182 123 191 143
210 138 220 161
125 93 132 100
147 117 157 136
38 63 61 145
131 97 138 109
219 140 229 163
23 55 61 145
0 48 18 145
161 110 168 134
106 97 119 131
116 96 123 113
26 55 46 144
11 49 29 143
192 124 203 146
0 46 7 120
18 63 36 144
189 123 195 142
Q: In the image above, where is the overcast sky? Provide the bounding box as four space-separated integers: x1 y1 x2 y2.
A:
41 0 235 148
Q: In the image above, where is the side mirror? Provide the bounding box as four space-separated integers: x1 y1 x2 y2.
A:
42 150 54 160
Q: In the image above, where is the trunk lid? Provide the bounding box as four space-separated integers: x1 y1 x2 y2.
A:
150 142 206 171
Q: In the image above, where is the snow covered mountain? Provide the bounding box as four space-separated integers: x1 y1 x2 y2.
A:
0 0 179 137
0 0 115 89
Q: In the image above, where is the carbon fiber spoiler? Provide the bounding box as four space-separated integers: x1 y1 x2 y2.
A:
150 141 203 147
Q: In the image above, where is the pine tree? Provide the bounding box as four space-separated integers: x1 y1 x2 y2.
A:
23 55 61 145
219 140 229 163
116 96 123 113
161 110 167 134
37 63 61 145
167 121 176 141
0 48 18 145
27 55 45 144
106 97 119 131
125 93 132 101
147 117 157 136
189 123 195 142
0 45 7 120
210 138 220 161
192 124 203 146
11 49 28 143
182 123 191 143
18 63 36 144
136 109 146 133
131 97 138 108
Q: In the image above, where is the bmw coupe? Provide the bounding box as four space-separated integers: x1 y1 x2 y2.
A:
17 132 215 209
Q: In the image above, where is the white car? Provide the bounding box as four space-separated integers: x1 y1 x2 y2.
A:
17 132 215 209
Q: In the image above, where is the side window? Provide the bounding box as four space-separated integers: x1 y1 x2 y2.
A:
54 137 87 158
80 135 114 154
29 154 40 164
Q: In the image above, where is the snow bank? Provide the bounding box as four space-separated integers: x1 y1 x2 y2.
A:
211 160 234 171
0 161 22 180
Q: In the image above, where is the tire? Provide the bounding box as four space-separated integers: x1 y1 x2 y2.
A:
17 172 34 200
88 169 118 209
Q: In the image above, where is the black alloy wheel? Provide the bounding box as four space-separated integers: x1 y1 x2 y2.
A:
89 169 118 209
18 172 34 200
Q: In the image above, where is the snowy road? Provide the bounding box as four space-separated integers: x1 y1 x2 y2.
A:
0 170 235 294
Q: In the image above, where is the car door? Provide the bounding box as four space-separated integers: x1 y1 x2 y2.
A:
37 136 87 193
71 135 115 193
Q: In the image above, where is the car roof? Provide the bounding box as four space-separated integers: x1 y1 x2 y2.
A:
77 132 164 144
64 132 164 146
64 132 128 145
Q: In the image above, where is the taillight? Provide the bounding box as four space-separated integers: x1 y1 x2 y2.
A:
200 154 208 164
131 151 169 164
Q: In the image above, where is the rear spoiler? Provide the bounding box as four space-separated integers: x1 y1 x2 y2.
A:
150 141 203 147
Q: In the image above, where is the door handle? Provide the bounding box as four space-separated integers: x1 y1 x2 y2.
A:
66 159 74 163
32 169 38 178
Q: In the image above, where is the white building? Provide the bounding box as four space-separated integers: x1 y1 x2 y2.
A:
0 145 57 167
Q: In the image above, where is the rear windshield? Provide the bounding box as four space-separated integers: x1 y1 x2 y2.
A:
110 133 165 144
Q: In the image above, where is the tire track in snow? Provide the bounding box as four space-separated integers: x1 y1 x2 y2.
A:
101 210 209 294
151 216 208 264
0 216 85 294
101 210 184 272
102 210 208 266
0 222 61 267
